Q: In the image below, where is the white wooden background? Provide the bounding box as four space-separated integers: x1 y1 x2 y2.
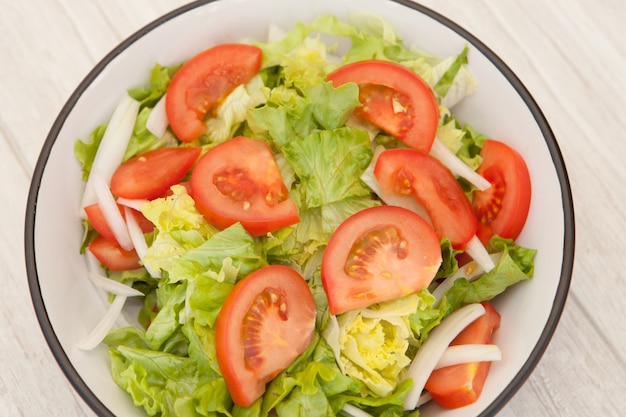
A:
2 0 625 416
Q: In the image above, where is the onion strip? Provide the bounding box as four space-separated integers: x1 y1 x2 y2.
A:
123 206 160 278
87 271 144 297
116 197 150 211
464 235 496 273
145 93 169 138
76 294 127 350
430 138 491 191
432 252 502 306
435 344 502 369
341 404 374 417
402 303 486 410
80 94 139 210
90 168 133 251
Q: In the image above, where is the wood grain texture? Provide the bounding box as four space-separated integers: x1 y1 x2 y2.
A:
2 0 624 416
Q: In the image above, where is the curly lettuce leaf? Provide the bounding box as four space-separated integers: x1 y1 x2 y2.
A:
74 123 107 181
123 106 178 161
140 185 216 275
106 321 231 417
127 63 179 109
442 237 536 313
322 295 419 397
284 127 372 210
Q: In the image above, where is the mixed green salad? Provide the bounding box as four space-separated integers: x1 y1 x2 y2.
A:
75 12 535 417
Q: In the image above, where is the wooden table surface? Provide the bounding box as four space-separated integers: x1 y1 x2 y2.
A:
2 0 625 416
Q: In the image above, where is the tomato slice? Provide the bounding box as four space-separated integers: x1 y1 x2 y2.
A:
327 60 439 152
84 203 154 244
374 148 477 248
321 205 442 315
165 43 262 143
215 265 316 407
110 147 201 200
425 302 501 408
190 136 299 236
88 236 141 271
472 140 532 245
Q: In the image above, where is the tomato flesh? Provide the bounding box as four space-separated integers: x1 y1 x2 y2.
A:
321 205 442 315
84 203 154 244
88 236 141 271
374 148 477 248
215 265 316 407
110 147 201 200
425 302 501 408
165 44 262 143
472 140 531 245
191 136 299 236
327 60 439 152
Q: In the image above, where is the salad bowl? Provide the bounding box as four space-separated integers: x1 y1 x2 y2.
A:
25 0 575 416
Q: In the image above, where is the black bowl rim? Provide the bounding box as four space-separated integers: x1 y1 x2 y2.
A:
24 0 575 416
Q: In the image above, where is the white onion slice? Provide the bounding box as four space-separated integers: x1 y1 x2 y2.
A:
116 197 150 211
341 404 374 417
435 344 502 369
403 303 486 410
417 392 432 407
429 138 491 191
80 94 140 211
90 168 133 251
145 93 169 138
123 206 161 278
76 294 127 350
432 252 502 306
87 271 144 297
464 235 496 273
123 206 148 260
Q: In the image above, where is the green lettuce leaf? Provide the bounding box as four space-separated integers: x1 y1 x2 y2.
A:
442 237 536 313
74 123 107 180
107 321 231 417
123 106 178 161
323 295 420 397
127 63 179 109
284 127 372 210
140 185 216 275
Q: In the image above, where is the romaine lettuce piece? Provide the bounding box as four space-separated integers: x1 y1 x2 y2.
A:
283 127 372 210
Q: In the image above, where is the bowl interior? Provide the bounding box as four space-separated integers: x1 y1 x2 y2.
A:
26 0 574 416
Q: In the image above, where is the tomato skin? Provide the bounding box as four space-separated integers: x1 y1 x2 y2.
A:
84 203 124 243
191 136 299 236
327 60 439 152
88 236 141 271
321 205 442 315
84 203 154 244
110 147 201 200
473 140 532 245
215 265 316 407
374 148 477 248
425 302 501 409
165 44 262 143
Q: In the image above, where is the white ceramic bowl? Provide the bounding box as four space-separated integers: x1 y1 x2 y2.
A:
25 0 575 416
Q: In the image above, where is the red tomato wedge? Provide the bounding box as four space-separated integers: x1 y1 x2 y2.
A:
321 205 442 315
374 148 477 248
88 236 141 271
110 147 201 200
165 43 262 143
84 203 154 244
327 60 439 152
473 140 532 245
215 265 316 407
425 302 501 408
190 136 299 236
